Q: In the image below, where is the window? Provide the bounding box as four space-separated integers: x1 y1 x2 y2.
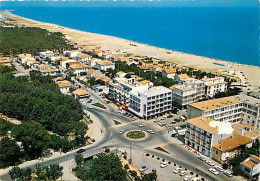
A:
215 150 218 154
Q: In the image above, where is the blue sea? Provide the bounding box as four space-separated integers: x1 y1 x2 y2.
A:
1 2 259 66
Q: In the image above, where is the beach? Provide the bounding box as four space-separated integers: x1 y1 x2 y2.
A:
3 11 260 88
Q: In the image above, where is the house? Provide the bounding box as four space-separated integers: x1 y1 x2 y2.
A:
115 71 126 78
56 80 72 94
88 58 101 68
69 64 90 76
240 155 260 178
174 74 190 83
95 61 115 71
37 64 49 71
39 51 54 60
63 50 81 58
109 54 121 62
0 58 11 66
86 69 103 78
73 89 90 99
27 60 39 69
202 77 227 97
212 135 253 164
40 68 57 76
76 53 92 63
102 52 111 60
162 68 176 79
60 59 78 70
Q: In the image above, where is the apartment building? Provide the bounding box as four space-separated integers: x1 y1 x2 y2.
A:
202 77 227 97
231 95 260 128
185 116 232 157
95 61 115 71
172 78 205 106
187 97 243 124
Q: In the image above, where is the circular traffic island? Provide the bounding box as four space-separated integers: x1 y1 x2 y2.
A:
126 130 146 140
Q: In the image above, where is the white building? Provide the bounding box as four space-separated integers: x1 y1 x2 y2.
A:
55 80 72 94
76 53 92 63
185 116 232 157
115 71 126 78
40 68 58 76
172 78 205 106
162 68 176 79
60 59 78 70
187 97 243 124
86 69 103 78
69 64 90 76
174 74 190 83
88 58 101 68
240 155 260 178
39 51 54 60
202 77 227 97
231 95 260 128
95 61 115 71
63 50 81 58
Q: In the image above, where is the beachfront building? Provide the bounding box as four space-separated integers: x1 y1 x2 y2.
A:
69 63 90 76
39 51 54 60
231 95 260 129
76 53 92 63
174 74 190 83
202 77 227 97
55 80 72 94
187 97 243 124
86 69 103 78
40 68 58 76
212 135 253 164
172 78 205 106
95 61 115 71
240 155 260 178
162 68 177 79
185 116 232 157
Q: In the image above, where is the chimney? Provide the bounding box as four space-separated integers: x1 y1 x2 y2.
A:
240 128 244 136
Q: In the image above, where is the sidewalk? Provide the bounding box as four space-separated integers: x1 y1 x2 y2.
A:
86 111 105 143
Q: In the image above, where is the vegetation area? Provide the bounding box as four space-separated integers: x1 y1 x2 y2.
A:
75 153 127 181
176 67 216 79
113 119 122 125
0 69 88 167
228 141 259 177
107 61 175 88
9 163 63 181
126 131 145 139
92 103 107 110
155 147 170 154
214 87 242 98
0 27 74 56
87 77 106 87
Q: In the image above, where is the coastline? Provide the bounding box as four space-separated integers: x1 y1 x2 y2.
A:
2 10 260 88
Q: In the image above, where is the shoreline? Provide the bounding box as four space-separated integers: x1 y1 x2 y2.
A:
2 10 260 88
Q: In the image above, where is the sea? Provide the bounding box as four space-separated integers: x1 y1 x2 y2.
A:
1 2 259 66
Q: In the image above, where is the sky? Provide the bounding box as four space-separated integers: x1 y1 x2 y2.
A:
0 0 258 7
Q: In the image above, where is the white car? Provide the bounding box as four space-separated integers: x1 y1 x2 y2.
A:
118 130 125 134
161 117 166 120
205 160 214 166
160 162 169 168
87 106 93 109
139 123 147 127
183 176 192 181
173 168 182 174
165 124 173 128
208 168 219 175
214 166 224 172
180 170 188 176
147 130 155 134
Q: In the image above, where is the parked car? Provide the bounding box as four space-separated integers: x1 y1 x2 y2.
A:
180 170 188 176
223 171 233 178
214 166 224 172
167 115 173 118
173 168 182 174
161 117 166 120
139 166 148 172
165 124 173 128
87 99 92 103
154 119 160 123
160 162 169 168
147 130 155 134
205 160 214 166
77 148 86 154
87 106 93 109
183 176 192 181
118 130 125 134
198 156 206 162
208 168 219 175
139 123 147 127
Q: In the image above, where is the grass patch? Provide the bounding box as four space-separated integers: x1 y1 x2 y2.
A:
113 119 122 125
155 147 170 154
92 103 107 109
126 131 145 139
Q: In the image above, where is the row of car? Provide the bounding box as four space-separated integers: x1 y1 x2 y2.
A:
118 129 155 134
198 156 233 178
117 110 138 120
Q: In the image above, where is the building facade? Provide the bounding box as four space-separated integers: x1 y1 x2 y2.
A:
203 77 227 97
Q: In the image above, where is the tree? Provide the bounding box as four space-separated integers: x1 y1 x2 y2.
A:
88 77 96 86
124 164 130 170
9 166 23 181
172 100 182 110
141 169 157 181
0 137 21 168
12 120 51 159
46 164 63 181
76 153 127 181
75 153 84 168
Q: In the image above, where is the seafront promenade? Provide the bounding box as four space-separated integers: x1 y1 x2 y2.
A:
3 11 260 91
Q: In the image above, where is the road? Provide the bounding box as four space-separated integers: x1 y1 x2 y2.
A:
0 75 235 181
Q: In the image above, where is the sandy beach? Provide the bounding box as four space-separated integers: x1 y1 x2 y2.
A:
3 11 260 88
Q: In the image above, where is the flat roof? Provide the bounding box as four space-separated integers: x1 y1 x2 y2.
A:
187 116 218 134
230 94 260 107
189 97 241 111
139 86 171 97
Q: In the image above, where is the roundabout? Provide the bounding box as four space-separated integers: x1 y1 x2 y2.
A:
125 130 147 140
